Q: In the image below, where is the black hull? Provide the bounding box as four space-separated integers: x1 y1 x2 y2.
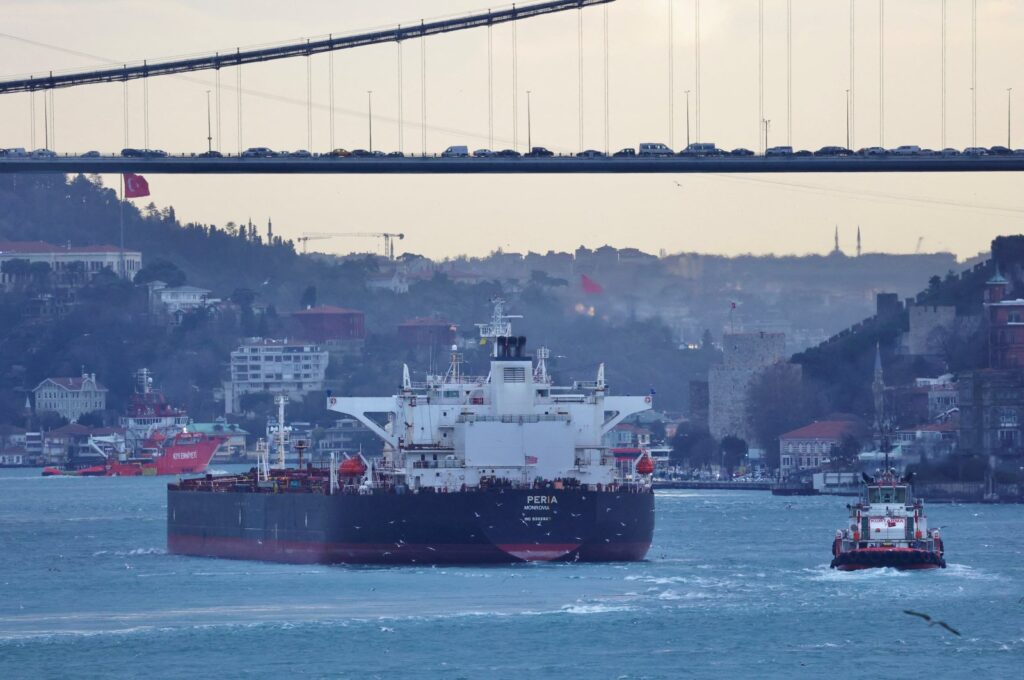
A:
830 548 946 571
167 487 654 565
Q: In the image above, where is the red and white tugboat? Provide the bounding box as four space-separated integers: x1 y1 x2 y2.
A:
830 468 946 571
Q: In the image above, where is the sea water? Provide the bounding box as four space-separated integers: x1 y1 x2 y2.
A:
0 468 1021 679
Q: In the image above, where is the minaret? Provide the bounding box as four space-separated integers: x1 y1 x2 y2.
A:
267 218 273 241
856 227 862 257
833 226 841 255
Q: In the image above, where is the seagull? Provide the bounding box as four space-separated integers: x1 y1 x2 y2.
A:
673 180 683 188
903 610 961 636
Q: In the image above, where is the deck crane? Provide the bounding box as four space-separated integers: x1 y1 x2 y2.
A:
298 232 405 259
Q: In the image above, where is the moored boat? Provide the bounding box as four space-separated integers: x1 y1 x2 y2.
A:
42 430 224 477
830 468 945 571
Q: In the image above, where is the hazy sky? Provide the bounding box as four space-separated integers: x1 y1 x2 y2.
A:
2 0 1023 260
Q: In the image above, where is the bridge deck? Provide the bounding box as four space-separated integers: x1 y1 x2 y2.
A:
2 155 1024 174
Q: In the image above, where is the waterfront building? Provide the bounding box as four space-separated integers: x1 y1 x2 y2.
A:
0 240 141 286
32 372 107 422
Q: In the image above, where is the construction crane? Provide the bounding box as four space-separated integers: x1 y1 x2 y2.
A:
296 233 337 254
299 232 406 259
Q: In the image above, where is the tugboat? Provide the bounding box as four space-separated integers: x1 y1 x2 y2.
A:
167 300 656 565
42 429 225 477
830 468 946 570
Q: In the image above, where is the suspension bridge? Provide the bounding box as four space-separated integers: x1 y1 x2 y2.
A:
1 0 1022 175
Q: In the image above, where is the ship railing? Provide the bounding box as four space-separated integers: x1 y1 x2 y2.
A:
411 459 463 469
839 538 936 552
456 413 569 424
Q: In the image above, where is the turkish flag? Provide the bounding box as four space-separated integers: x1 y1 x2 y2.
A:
123 173 151 198
581 274 604 295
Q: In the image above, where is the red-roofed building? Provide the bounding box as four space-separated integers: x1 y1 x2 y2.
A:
0 240 142 284
33 373 107 422
292 306 365 343
398 317 457 348
779 419 867 478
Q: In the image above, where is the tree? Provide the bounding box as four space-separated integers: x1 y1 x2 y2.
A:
299 285 318 309
670 423 717 469
831 434 862 470
76 410 105 428
230 287 257 308
719 436 748 477
134 258 186 287
36 411 68 431
746 363 820 471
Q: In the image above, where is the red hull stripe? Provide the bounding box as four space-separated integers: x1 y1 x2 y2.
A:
168 534 650 564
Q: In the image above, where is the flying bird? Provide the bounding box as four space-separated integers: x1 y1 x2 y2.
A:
903 610 961 636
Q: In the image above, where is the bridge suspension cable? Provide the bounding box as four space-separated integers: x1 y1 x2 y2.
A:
603 4 609 154
0 0 614 95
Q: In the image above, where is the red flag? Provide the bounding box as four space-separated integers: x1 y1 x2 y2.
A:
581 274 604 294
123 173 150 198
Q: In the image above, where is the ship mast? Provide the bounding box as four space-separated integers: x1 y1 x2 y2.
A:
274 394 288 469
476 297 522 358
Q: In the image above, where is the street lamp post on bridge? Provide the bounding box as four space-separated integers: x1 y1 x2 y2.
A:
367 90 374 153
527 90 533 152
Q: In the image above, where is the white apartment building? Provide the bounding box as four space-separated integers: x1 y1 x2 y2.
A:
225 338 329 414
33 373 108 422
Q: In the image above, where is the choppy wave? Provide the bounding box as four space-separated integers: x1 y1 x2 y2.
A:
92 548 166 557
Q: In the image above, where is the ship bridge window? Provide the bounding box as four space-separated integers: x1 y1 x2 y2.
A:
868 487 906 504
443 391 459 399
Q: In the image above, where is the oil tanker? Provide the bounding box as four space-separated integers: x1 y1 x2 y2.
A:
167 300 656 564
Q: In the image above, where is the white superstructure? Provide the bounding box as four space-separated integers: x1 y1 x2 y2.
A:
327 300 652 491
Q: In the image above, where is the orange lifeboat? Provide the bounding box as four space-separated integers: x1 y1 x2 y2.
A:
635 454 655 476
339 456 367 477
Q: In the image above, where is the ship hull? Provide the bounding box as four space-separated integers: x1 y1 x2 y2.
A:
167 487 654 565
831 547 945 571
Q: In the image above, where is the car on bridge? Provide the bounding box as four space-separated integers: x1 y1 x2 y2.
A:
988 146 1013 156
31 149 57 158
890 145 922 156
289 149 312 158
198 150 224 158
1 148 28 157
940 148 961 156
442 145 470 158
766 146 793 156
495 149 521 158
963 146 988 156
855 146 888 156
729 148 755 157
576 149 606 158
81 150 101 158
242 147 275 158
473 149 495 157
638 142 674 157
813 146 852 157
525 146 554 157
348 149 374 158
329 148 351 157
386 151 405 158
679 142 724 157
612 147 636 157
